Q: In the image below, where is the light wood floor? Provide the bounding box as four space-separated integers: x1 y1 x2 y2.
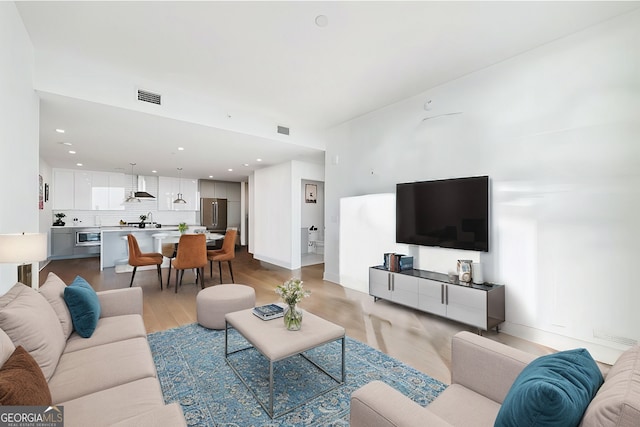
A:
39 247 554 384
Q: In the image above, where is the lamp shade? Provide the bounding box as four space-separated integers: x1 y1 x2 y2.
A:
0 233 48 263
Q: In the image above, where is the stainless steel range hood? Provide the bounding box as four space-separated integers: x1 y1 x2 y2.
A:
135 176 155 199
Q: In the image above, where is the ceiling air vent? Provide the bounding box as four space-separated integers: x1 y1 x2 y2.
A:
277 125 290 136
137 89 161 105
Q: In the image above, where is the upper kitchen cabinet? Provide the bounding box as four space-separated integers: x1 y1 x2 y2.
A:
52 169 125 210
199 180 241 201
92 172 125 210
52 170 74 209
158 176 199 211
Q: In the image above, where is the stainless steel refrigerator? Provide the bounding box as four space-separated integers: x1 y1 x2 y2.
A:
200 198 228 232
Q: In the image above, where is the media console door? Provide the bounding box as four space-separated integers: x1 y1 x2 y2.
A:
369 268 419 309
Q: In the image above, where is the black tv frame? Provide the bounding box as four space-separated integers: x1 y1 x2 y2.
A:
396 176 489 252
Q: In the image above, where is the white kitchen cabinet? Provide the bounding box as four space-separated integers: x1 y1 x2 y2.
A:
74 172 93 210
92 172 125 210
52 169 125 211
107 173 125 209
52 170 75 210
158 176 199 211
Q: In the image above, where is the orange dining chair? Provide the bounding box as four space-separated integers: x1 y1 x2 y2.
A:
207 228 237 284
161 242 177 288
171 234 208 293
127 234 164 289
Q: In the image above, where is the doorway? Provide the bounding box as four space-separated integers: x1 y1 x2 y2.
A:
301 179 324 267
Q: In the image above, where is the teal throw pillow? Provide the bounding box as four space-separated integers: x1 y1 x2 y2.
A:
63 276 101 338
495 348 603 427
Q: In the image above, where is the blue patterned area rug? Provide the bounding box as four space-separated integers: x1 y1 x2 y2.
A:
148 323 447 426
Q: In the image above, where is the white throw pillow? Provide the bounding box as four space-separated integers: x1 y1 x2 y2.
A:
39 272 74 339
0 328 16 367
0 283 66 381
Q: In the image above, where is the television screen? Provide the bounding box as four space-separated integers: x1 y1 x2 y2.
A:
396 176 489 252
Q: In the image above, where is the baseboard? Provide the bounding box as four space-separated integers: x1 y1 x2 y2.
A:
500 322 627 365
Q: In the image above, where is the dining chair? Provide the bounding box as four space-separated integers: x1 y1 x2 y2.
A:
127 234 164 289
207 228 237 284
161 242 177 288
171 234 208 293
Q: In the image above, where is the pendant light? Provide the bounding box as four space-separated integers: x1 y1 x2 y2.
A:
124 163 141 203
173 167 187 204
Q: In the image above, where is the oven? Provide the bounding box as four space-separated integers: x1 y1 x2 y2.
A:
75 229 101 246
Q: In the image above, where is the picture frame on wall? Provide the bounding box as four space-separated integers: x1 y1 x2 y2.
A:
305 184 317 203
39 175 44 210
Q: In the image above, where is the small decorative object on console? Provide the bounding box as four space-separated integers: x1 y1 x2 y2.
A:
275 278 311 331
252 304 284 320
457 259 473 283
178 222 188 234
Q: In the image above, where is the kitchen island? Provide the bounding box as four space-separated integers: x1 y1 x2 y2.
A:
100 226 220 272
100 226 180 271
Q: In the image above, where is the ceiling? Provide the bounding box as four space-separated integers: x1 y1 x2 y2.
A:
16 1 640 181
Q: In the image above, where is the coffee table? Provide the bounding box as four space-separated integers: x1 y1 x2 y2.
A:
225 308 345 418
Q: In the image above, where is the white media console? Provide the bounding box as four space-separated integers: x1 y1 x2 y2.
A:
369 266 505 332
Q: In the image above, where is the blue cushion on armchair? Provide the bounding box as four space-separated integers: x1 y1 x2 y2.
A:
63 276 101 338
495 348 603 427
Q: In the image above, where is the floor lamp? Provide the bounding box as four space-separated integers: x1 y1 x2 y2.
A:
0 233 48 287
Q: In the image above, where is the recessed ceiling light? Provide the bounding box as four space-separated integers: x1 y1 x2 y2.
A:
55 129 65 133
209 175 213 178
256 158 262 162
315 15 328 27
68 150 76 154
62 142 72 146
243 163 249 167
152 170 157 173
228 169 233 172
76 163 83 167
178 147 184 151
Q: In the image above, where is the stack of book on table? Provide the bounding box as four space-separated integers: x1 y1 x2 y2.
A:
252 304 284 320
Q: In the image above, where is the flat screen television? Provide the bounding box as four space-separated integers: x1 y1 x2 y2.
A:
396 176 489 252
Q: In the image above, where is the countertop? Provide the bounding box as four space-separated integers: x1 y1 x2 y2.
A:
52 225 184 230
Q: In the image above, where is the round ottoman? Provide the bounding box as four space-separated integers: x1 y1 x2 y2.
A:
196 284 255 329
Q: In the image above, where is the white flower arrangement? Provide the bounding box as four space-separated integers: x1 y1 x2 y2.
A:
275 278 311 306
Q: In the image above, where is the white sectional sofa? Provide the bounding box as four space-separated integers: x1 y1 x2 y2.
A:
0 273 186 427
350 331 640 427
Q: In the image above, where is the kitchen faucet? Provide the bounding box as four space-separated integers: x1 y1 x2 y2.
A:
147 212 153 225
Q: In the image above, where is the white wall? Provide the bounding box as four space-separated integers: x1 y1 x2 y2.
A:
324 9 640 364
252 160 323 269
0 3 40 292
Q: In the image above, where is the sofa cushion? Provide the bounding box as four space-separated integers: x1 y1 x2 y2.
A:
64 314 147 353
111 403 187 427
58 377 165 427
0 346 52 405
64 276 101 338
495 348 603 427
39 272 74 339
0 328 15 367
580 345 640 427
0 283 66 381
428 384 501 426
48 337 157 404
